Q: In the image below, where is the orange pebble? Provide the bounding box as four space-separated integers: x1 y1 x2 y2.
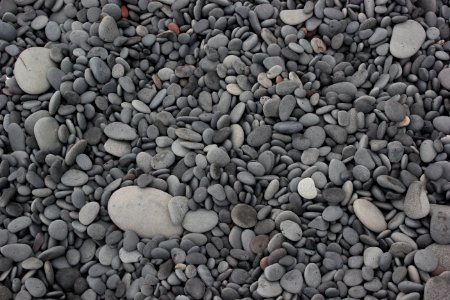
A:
260 256 269 270
168 22 180 35
121 5 129 18
275 75 283 84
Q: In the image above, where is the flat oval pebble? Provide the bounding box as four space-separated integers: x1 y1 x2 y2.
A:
182 209 218 233
108 186 183 238
14 47 56 94
404 182 430 219
104 122 137 140
61 169 88 187
353 199 387 233
297 177 317 199
231 204 257 228
390 20 426 59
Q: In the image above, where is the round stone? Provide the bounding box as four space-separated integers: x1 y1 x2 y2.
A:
104 122 137 141
414 249 438 272
257 276 282 298
25 278 46 297
231 204 257 228
353 198 387 233
168 196 189 225
108 186 183 238
48 220 68 241
390 20 426 59
14 47 56 94
98 15 120 42
297 178 317 199
404 182 430 219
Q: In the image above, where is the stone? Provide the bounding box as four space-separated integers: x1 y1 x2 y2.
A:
279 9 313 25
304 263 321 288
48 220 68 241
438 68 450 90
433 116 450 134
414 249 438 272
430 209 450 244
168 196 189 225
182 210 218 233
89 57 111 84
108 186 183 238
1 244 32 262
280 220 302 241
364 247 383 269
353 199 387 233
14 47 56 94
61 169 89 187
104 139 131 157
280 269 303 293
257 276 282 298
297 178 317 199
390 20 426 59
25 278 46 297
79 202 100 225
0 21 16 42
424 271 450 300
98 16 120 42
104 122 137 141
231 204 257 228
34 117 61 154
404 181 430 219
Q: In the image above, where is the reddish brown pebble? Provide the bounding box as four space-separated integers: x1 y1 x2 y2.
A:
260 256 269 270
168 22 180 35
121 5 128 18
152 74 162 89
33 232 45 252
275 75 283 84
250 235 269 254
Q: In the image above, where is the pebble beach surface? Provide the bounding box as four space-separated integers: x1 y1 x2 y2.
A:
1 0 450 299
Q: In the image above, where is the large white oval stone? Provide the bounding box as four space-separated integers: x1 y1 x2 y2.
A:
108 186 183 238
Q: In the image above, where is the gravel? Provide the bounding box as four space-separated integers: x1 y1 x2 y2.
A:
0 0 449 298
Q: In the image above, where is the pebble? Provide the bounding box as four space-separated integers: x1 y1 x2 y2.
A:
424 271 450 300
24 278 46 298
182 209 218 233
257 276 282 298
404 182 430 219
279 9 313 25
108 186 183 237
1 244 32 262
98 16 120 42
14 47 56 94
168 196 189 225
104 122 137 140
280 220 303 241
0 21 16 41
353 199 387 233
79 202 100 225
231 204 257 228
48 220 68 240
390 20 426 58
414 249 438 272
304 263 321 288
297 178 317 199
280 269 303 293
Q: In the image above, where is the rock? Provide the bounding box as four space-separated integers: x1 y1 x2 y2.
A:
25 278 46 297
390 20 426 59
89 57 111 84
353 198 387 233
364 247 383 269
404 181 430 219
168 196 189 225
304 263 321 288
247 125 272 147
231 204 257 228
280 220 303 241
280 269 303 293
433 116 450 134
34 117 61 154
55 268 81 291
279 9 313 25
182 209 218 233
104 122 137 140
108 186 183 238
98 16 120 42
420 140 437 163
0 21 16 42
257 276 282 298
104 139 131 157
48 220 68 241
297 178 317 199
206 147 230 167
61 169 89 187
424 271 450 300
426 244 450 271
414 249 438 272
438 68 450 90
79 202 100 225
430 208 450 244
1 244 32 262
14 47 56 94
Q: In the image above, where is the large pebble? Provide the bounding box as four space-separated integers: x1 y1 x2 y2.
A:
390 20 426 59
108 186 183 238
279 9 313 25
34 117 61 154
14 47 56 94
353 199 387 233
182 209 218 233
231 204 257 228
404 182 430 219
424 271 450 300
